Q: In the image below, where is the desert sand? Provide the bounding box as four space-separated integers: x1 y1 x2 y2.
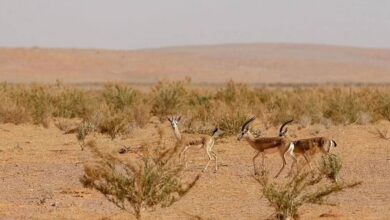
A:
1 43 390 85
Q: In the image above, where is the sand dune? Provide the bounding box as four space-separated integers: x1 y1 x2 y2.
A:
1 43 390 84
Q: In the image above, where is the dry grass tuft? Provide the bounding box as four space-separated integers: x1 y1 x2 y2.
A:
373 128 390 140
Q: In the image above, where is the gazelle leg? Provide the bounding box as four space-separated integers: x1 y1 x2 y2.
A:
262 153 265 168
287 148 298 177
211 151 217 172
302 153 313 171
288 159 297 177
203 146 212 172
179 149 183 164
179 146 190 168
253 151 261 175
209 141 217 172
275 154 286 178
276 143 294 178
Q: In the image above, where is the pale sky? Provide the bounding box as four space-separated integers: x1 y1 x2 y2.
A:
0 0 389 49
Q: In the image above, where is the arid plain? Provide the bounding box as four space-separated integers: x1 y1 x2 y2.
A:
0 44 389 219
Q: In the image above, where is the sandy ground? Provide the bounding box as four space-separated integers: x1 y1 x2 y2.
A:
0 119 389 219
1 43 390 85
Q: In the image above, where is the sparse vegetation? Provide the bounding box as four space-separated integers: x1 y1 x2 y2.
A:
80 140 200 219
1 82 390 137
0 81 385 219
151 81 188 119
255 156 361 220
373 128 390 140
76 121 95 150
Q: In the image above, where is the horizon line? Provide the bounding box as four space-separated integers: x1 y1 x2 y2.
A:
1 41 390 52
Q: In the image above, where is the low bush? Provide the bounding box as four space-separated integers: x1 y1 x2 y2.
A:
151 81 188 120
255 156 361 220
318 154 343 182
80 140 200 219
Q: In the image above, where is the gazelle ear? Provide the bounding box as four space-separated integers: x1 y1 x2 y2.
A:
167 117 172 122
177 116 182 122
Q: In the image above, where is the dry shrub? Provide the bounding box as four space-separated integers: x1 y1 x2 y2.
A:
211 81 255 135
76 121 96 150
256 156 361 220
213 107 248 136
187 90 213 123
80 141 200 219
0 96 31 124
52 88 93 119
376 93 390 120
82 102 131 140
151 81 188 120
0 85 52 127
97 112 130 140
215 81 253 104
318 154 343 182
54 118 80 132
103 84 139 112
3 82 390 132
23 86 53 127
131 101 151 128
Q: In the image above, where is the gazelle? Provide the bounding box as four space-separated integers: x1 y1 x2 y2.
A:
167 116 223 172
237 116 296 178
290 137 337 173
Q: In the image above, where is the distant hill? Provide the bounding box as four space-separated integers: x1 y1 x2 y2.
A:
1 43 390 85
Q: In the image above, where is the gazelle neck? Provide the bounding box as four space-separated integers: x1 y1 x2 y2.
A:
244 131 257 143
173 126 182 140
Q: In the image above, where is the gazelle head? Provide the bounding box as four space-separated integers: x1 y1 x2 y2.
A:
167 116 181 130
319 138 338 154
237 116 256 141
212 127 224 138
278 119 294 137
326 139 337 153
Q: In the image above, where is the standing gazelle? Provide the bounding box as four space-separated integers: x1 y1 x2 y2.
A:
237 116 296 178
289 137 337 173
167 116 223 172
